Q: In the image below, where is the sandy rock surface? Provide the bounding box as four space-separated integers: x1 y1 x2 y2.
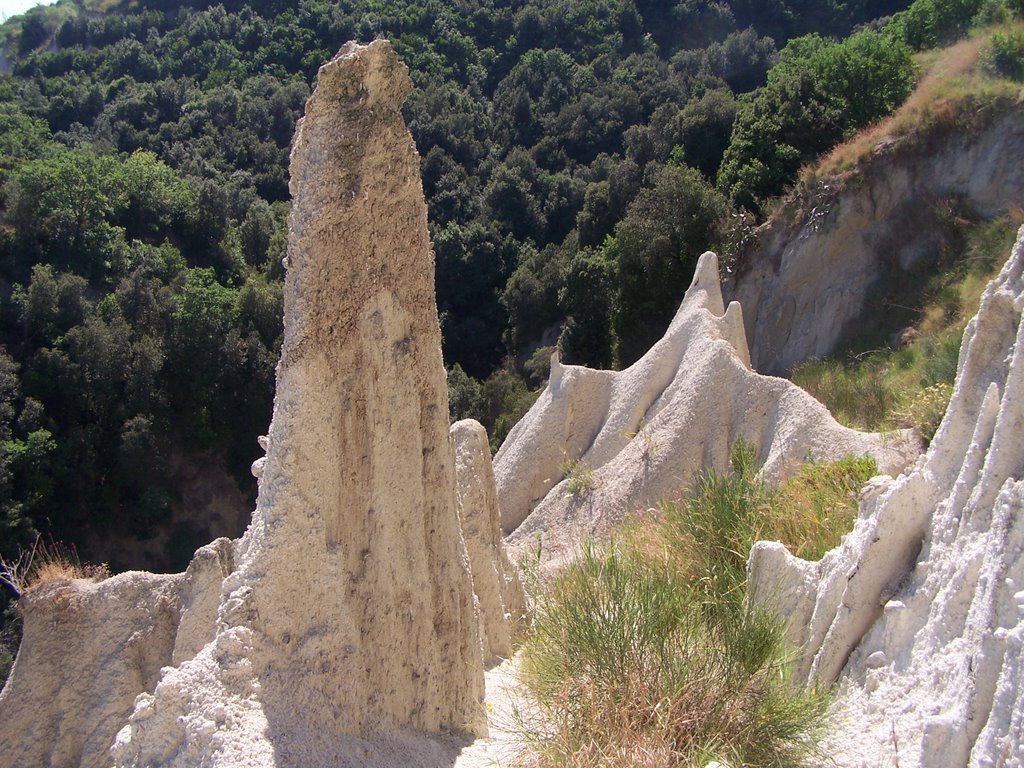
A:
0 538 234 768
495 251 920 568
750 226 1024 767
452 419 527 663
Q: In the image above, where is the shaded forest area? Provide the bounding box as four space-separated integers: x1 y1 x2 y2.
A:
0 0 993 587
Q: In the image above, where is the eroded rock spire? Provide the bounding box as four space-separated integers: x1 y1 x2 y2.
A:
112 40 485 766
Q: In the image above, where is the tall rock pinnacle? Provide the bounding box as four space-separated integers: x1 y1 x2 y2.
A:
110 40 485 766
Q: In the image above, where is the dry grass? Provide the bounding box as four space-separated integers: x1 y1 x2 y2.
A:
799 28 1021 190
0 537 108 599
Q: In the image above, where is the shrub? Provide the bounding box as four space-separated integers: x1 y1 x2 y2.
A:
718 29 916 213
899 382 954 440
980 27 1024 81
523 345 555 388
447 363 484 423
771 455 878 560
479 366 541 453
517 441 849 767
891 0 985 49
520 542 824 768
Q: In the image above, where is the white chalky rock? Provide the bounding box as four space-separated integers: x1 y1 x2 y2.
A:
749 226 1024 768
495 251 919 567
0 539 234 768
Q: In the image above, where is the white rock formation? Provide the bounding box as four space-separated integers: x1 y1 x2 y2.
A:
0 539 234 768
105 39 484 766
495 251 920 567
451 419 527 663
748 225 1024 767
727 107 1024 375
0 40 535 768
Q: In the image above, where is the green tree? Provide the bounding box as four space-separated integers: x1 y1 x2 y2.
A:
610 163 728 365
718 29 915 212
6 149 126 274
169 267 239 446
890 0 983 49
447 363 484 423
558 247 616 368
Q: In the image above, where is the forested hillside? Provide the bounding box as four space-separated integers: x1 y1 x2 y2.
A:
1 0 1003 600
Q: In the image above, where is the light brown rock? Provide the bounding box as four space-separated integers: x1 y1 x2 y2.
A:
0 538 234 768
451 419 527 663
112 40 484 767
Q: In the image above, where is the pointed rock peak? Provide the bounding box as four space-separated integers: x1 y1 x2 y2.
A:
689 250 726 316
722 300 751 369
549 348 564 389
106 40 486 766
322 39 411 112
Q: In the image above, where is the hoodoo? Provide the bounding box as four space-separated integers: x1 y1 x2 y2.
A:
749 226 1024 767
110 39 485 766
451 419 527 663
494 251 920 567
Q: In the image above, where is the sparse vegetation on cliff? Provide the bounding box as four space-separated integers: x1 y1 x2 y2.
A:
793 212 1023 441
0 535 108 598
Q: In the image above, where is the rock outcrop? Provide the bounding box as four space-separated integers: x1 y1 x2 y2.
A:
451 419 527 663
0 539 234 768
0 40 507 768
749 225 1024 767
727 105 1024 375
494 251 920 567
109 40 484 767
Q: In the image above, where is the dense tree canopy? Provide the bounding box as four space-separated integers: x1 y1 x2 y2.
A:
717 28 916 212
6 0 994 600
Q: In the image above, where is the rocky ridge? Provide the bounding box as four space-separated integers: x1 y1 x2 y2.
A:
749 225 1024 767
494 251 920 567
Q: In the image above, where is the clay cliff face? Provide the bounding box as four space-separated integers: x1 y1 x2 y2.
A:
494 251 920 568
749 226 1024 767
728 108 1024 375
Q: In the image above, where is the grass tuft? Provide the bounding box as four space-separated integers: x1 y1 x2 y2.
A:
560 455 596 496
0 536 109 600
792 358 899 432
517 441 873 767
